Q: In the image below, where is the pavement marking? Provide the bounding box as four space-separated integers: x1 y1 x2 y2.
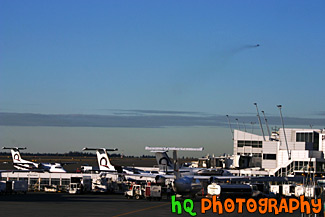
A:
112 202 170 217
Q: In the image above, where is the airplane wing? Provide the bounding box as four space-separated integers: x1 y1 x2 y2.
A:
101 171 176 179
82 168 117 173
193 175 304 183
2 147 27 150
99 171 303 183
82 147 118 151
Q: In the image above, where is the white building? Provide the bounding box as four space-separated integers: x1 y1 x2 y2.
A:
234 128 325 176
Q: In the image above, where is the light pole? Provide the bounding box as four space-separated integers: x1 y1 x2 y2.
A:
261 111 271 140
254 103 266 141
251 122 256 134
226 115 234 140
277 105 291 160
235 118 240 130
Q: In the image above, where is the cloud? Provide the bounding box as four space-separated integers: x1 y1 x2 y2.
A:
0 112 225 128
98 109 206 116
313 111 325 116
225 115 325 128
0 112 324 128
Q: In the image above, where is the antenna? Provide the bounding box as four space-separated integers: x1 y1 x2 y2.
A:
226 115 234 140
277 105 291 160
261 111 271 140
254 103 266 141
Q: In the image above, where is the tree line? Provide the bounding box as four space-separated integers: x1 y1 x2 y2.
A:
0 151 156 158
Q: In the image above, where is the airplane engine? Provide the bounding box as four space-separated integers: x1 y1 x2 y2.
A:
173 177 202 195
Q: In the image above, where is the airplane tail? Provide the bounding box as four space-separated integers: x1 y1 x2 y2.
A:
2 147 38 170
172 150 181 179
96 149 115 171
83 148 118 171
11 149 22 164
2 147 26 164
155 152 174 172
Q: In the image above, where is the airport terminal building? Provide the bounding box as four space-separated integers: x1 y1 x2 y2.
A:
233 128 325 177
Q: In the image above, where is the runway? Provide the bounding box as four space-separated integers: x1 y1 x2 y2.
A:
0 193 309 216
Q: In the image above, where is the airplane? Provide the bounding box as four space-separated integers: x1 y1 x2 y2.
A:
80 146 204 196
151 147 233 176
119 147 206 197
169 147 202 196
2 147 67 173
122 147 293 197
82 147 152 175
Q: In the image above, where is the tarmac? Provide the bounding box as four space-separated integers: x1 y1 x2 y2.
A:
0 192 314 217
0 156 321 216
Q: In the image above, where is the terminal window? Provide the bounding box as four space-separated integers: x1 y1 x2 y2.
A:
237 140 262 148
296 132 313 143
296 132 319 150
263 154 276 160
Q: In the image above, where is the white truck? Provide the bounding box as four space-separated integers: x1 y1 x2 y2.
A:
44 185 58 193
294 185 305 197
207 183 221 197
125 184 162 200
282 184 295 197
125 184 143 199
144 185 162 201
69 183 82 194
206 183 253 199
305 185 321 198
92 177 108 193
69 176 92 194
270 185 280 195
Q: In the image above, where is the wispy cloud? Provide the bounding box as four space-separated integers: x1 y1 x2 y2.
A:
0 112 324 128
313 111 325 116
225 115 325 128
0 112 224 128
98 109 206 116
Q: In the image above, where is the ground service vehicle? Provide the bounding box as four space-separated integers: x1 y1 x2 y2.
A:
125 184 143 199
69 176 92 194
69 183 82 194
144 185 162 200
44 185 58 193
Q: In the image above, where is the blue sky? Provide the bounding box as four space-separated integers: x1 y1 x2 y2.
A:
1 1 325 156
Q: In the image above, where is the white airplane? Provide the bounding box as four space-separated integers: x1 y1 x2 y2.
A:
123 147 285 197
2 147 67 173
151 147 233 176
82 147 150 175
121 147 205 197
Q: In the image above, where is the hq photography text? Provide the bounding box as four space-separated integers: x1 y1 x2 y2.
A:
171 195 322 216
